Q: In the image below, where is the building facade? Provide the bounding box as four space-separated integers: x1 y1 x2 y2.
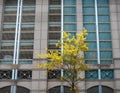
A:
0 0 120 93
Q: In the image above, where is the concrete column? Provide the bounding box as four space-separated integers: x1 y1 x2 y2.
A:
110 0 120 93
76 0 83 33
32 0 48 93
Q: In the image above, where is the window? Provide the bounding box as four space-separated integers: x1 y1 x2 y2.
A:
85 69 114 80
87 86 113 93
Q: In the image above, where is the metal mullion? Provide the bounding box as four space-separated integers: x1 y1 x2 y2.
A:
11 0 22 93
60 0 64 93
95 0 102 93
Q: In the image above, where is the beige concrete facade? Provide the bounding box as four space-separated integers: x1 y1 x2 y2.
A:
0 0 120 93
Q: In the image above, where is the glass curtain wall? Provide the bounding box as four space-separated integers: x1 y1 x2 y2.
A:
83 0 114 92
48 0 76 93
0 0 35 64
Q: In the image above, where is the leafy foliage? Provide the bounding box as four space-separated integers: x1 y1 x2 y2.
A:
37 29 89 93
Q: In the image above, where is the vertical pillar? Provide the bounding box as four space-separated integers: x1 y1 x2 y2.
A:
32 0 48 93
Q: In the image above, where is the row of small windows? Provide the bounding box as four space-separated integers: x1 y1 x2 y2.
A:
48 86 113 93
49 0 76 5
83 0 109 6
86 69 114 80
47 69 114 80
0 69 114 80
0 70 32 79
5 0 35 5
84 24 110 31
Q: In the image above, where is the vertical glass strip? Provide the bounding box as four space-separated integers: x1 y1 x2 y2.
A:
99 85 102 93
60 1 64 93
95 0 100 64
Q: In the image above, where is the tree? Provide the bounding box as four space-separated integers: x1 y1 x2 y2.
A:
37 29 89 93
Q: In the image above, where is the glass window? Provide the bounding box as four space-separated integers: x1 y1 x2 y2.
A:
99 32 111 40
82 0 94 6
48 33 61 40
100 41 112 49
48 70 61 79
86 32 96 40
49 15 61 22
101 70 114 79
98 24 110 31
87 41 97 50
85 51 97 59
19 60 32 64
49 0 61 5
84 24 96 31
100 60 112 64
84 15 95 22
85 60 97 64
64 0 76 5
64 24 76 31
98 7 109 15
0 70 12 79
64 16 76 22
100 51 112 59
97 0 109 5
18 70 32 79
83 7 95 15
98 16 110 22
85 70 98 80
64 7 76 14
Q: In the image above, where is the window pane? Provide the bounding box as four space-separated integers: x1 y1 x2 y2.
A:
87 41 97 49
82 0 94 6
84 24 96 31
64 7 76 14
101 70 114 79
64 24 76 31
83 7 95 14
85 51 97 59
86 32 96 40
100 41 112 49
97 0 109 5
84 16 95 22
100 60 112 64
64 16 76 22
85 60 97 64
98 24 110 31
98 16 110 22
99 32 111 40
85 70 98 80
100 51 112 59
98 7 109 15
64 0 76 5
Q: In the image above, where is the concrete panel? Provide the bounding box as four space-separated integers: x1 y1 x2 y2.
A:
111 31 119 40
41 40 47 50
17 82 31 90
111 22 119 31
39 81 47 90
114 60 120 68
85 81 99 89
0 0 3 5
110 13 118 22
40 69 47 79
36 0 43 5
32 81 39 90
112 40 120 49
109 4 117 13
115 81 120 90
76 0 83 33
32 71 40 79
0 82 11 88
113 49 120 58
101 81 114 88
114 69 120 79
